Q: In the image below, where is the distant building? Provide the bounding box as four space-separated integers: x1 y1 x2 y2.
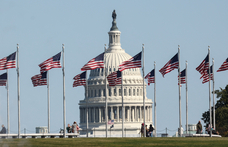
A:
36 126 48 134
78 11 153 136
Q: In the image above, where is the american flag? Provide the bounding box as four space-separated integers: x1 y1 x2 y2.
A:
118 52 142 72
178 69 186 85
108 120 114 125
73 71 86 87
81 52 104 71
0 72 7 86
202 65 213 84
159 53 179 77
39 52 61 73
217 58 228 72
196 54 209 79
0 52 16 70
31 71 47 87
145 69 155 85
107 70 122 86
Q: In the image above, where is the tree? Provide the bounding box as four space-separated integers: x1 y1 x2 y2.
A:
201 85 228 137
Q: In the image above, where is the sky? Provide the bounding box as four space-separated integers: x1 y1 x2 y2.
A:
0 0 228 135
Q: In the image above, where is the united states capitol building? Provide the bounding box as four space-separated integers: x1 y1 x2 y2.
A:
78 11 153 136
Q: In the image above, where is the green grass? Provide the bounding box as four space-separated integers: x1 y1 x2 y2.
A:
0 137 228 147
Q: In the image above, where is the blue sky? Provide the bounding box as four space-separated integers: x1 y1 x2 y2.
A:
0 0 228 135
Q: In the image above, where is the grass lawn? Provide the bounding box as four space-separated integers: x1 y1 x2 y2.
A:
0 137 228 147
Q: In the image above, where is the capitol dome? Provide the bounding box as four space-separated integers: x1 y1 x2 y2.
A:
79 11 153 136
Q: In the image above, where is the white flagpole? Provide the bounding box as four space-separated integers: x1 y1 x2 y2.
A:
62 44 66 138
142 44 146 137
212 58 215 130
47 70 50 133
178 45 182 137
7 69 10 134
154 61 156 137
104 44 108 138
17 44 20 138
86 70 88 137
121 69 124 137
186 61 188 134
208 46 212 137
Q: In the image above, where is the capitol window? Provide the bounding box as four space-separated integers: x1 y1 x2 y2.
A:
137 89 139 96
103 89 106 97
91 90 93 97
124 89 126 96
94 90 97 97
133 89 135 96
114 88 117 96
109 88 111 96
99 89 101 97
129 89 131 96
119 88 121 96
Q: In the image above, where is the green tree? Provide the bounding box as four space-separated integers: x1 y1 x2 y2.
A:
201 85 228 137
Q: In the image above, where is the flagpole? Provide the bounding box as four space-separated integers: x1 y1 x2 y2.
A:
142 44 146 137
17 44 20 138
154 61 156 137
121 69 124 137
186 61 188 134
178 45 182 137
47 70 50 133
62 44 66 138
104 44 108 138
208 46 212 137
86 70 88 137
212 58 215 130
7 69 9 134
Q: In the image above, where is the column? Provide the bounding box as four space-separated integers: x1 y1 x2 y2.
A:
93 107 96 123
129 106 132 122
82 108 85 123
140 106 142 122
117 106 119 122
99 107 101 123
147 106 150 122
132 107 134 122
111 106 113 120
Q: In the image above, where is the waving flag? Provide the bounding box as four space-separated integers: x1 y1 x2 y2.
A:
0 72 7 86
0 52 16 70
107 70 122 86
118 52 142 72
145 69 155 85
159 53 179 77
39 52 61 73
217 58 228 72
178 69 186 85
196 54 209 78
81 52 104 71
73 71 86 87
31 71 47 87
202 65 213 84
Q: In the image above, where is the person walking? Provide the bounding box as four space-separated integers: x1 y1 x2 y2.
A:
149 124 154 137
196 121 202 134
0 125 6 134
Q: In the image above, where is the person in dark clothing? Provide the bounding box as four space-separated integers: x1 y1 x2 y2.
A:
0 125 6 134
140 123 144 137
196 121 202 134
149 124 154 137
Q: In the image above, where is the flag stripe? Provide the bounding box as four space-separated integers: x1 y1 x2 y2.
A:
73 71 86 87
159 53 179 77
145 69 155 85
31 72 47 87
0 52 16 70
217 58 228 72
39 52 61 73
81 53 104 71
118 52 142 72
107 71 122 86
